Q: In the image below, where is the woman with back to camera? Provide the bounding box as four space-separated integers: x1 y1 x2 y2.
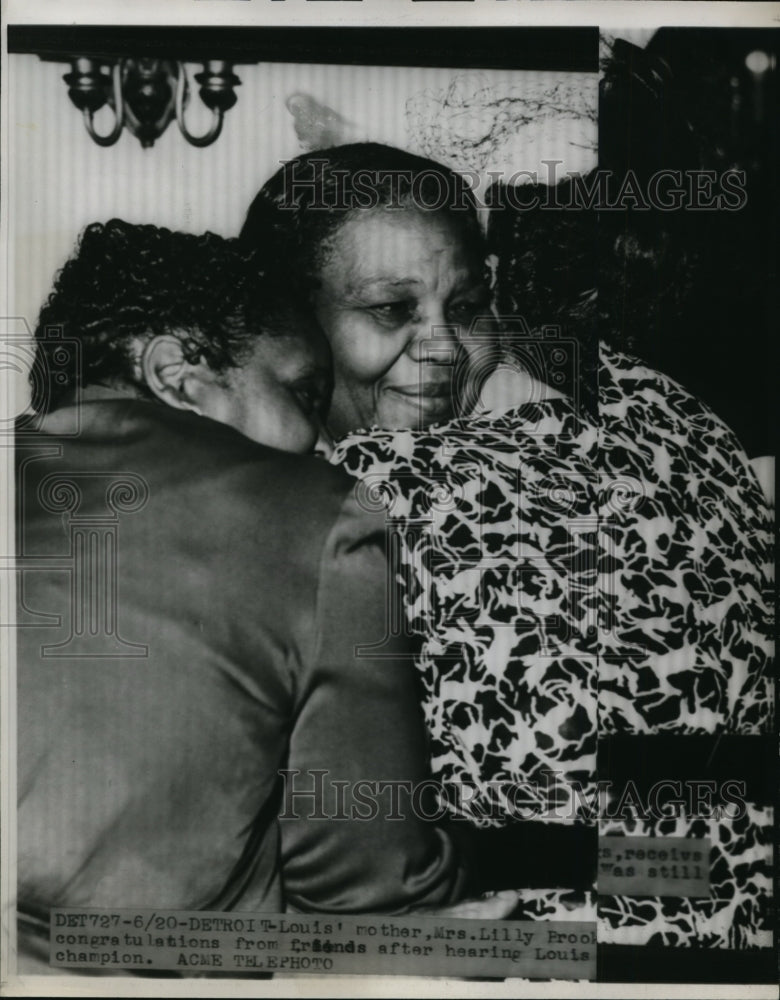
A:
240 143 773 897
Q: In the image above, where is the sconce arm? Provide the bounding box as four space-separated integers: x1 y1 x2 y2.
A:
175 62 224 148
82 62 124 147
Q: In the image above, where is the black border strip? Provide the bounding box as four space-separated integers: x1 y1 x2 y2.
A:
597 943 776 984
7 25 598 72
598 735 775 807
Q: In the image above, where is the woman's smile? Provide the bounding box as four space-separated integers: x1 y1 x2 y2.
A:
387 381 452 397
383 379 454 414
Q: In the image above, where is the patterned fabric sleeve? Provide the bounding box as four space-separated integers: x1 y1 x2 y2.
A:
595 343 773 953
596 343 773 734
331 399 601 830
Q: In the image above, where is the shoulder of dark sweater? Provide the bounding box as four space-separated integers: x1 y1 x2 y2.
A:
23 396 357 569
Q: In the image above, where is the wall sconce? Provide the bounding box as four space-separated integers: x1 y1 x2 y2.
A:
63 57 241 148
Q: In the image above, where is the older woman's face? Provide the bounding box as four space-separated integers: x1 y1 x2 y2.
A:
313 207 489 436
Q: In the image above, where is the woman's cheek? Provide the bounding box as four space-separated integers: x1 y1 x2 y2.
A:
331 320 403 380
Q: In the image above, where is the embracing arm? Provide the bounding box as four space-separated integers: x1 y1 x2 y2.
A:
279 487 465 914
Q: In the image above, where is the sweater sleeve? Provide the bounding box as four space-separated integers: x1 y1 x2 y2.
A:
279 486 464 913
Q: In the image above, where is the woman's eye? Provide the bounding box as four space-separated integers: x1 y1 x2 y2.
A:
447 297 488 325
290 381 317 415
366 301 415 326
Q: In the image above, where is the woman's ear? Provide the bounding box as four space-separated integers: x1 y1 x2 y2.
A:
142 335 214 414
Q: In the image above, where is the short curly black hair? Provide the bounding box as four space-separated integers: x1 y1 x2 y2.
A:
32 218 308 413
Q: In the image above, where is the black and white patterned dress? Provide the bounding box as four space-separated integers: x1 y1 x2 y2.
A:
330 343 773 949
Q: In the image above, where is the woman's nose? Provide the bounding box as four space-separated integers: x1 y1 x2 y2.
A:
405 305 459 363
